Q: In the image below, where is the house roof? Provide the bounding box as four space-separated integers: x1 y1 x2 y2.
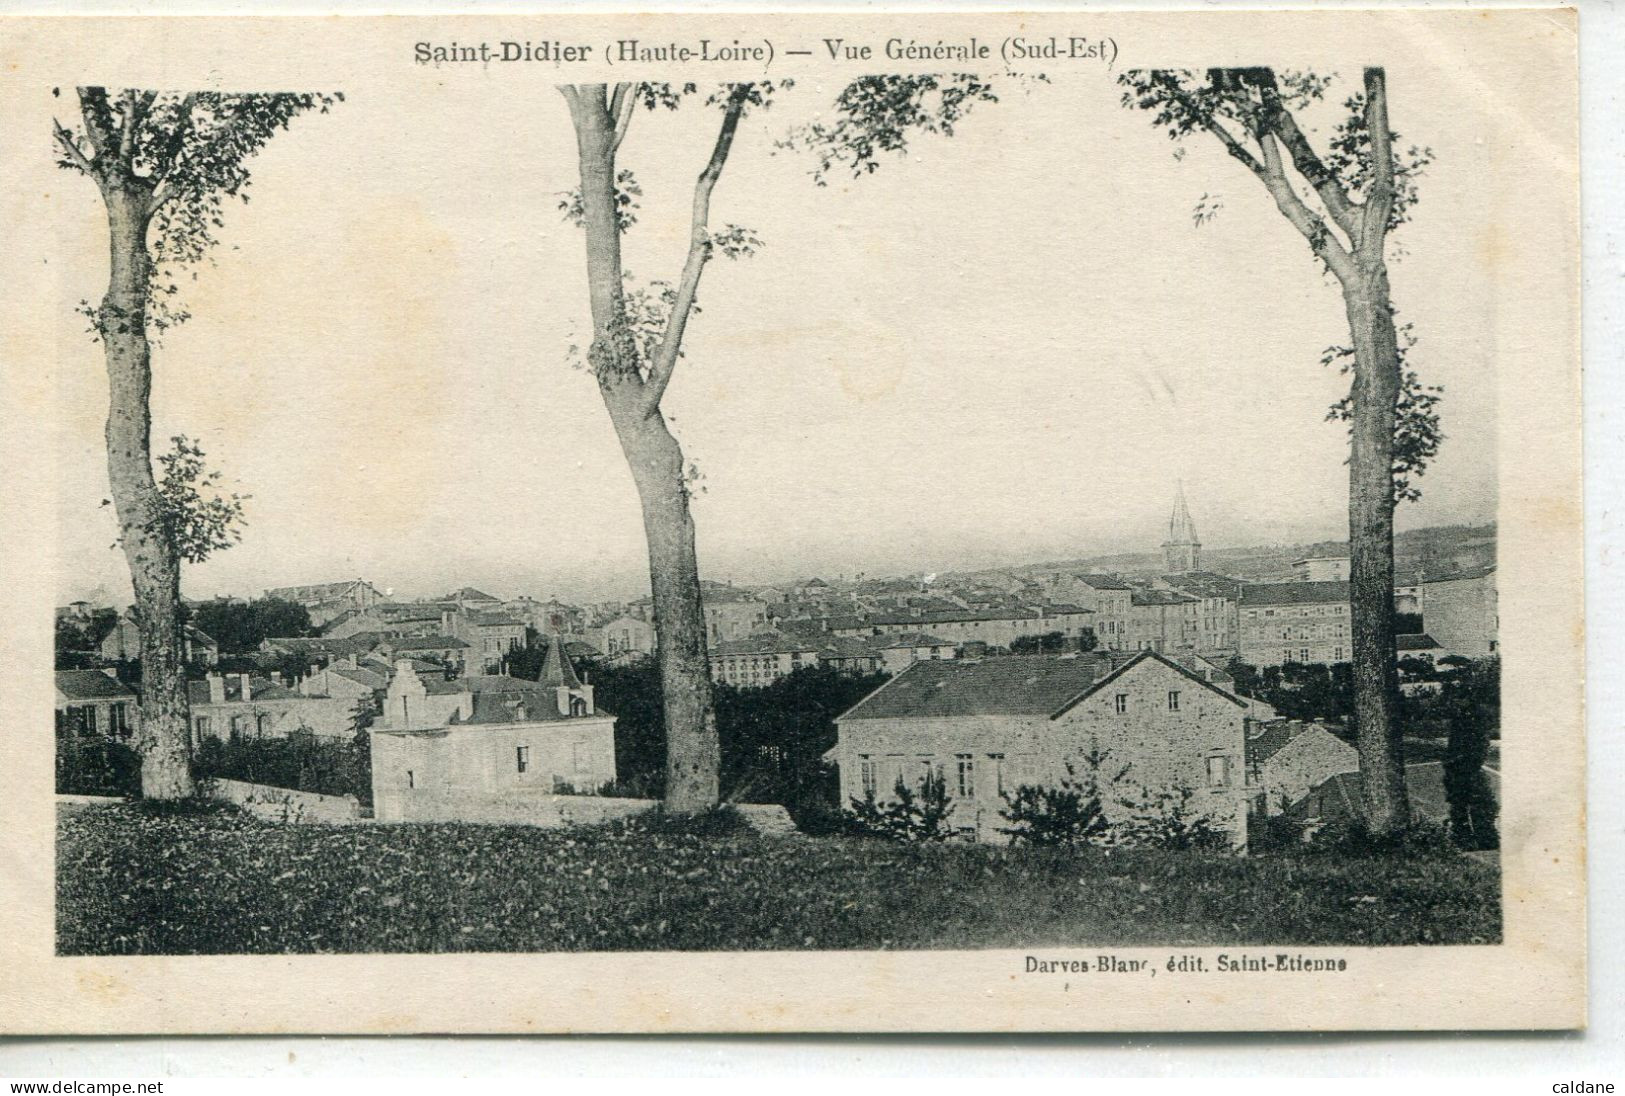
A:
538 636 583 689
266 580 372 601
1396 633 1442 652
466 610 527 628
327 664 387 689
1286 762 1499 824
872 632 952 650
1131 589 1198 607
56 669 135 702
187 676 299 705
1073 573 1133 591
1239 581 1350 607
444 587 501 602
1162 572 1245 599
1421 564 1496 585
712 634 822 657
838 654 1124 720
383 634 469 651
1245 720 1349 766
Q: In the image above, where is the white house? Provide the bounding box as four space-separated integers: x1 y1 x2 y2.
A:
369 639 617 823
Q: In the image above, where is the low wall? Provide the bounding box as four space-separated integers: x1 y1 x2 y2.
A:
386 791 799 837
390 790 654 827
205 778 361 824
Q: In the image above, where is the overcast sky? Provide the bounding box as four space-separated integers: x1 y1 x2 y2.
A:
53 68 1496 606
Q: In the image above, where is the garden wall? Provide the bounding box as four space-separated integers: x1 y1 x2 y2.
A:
205 777 361 824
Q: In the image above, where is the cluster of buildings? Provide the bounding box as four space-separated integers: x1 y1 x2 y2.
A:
54 485 1499 848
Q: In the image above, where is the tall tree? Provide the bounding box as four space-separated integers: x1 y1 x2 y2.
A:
55 88 338 798
558 78 1000 813
1120 68 1435 835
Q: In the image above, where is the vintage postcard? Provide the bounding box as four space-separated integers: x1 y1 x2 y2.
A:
0 7 1583 1033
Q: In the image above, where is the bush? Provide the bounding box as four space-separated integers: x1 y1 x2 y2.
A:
1308 817 1460 859
847 771 954 843
193 730 371 804
998 760 1114 847
611 804 751 839
56 737 142 798
1117 782 1234 852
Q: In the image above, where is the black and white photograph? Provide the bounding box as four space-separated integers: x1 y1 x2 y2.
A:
2 8 1584 1034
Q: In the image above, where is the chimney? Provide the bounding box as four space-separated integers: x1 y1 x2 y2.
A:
579 683 595 715
556 686 571 716
238 673 253 702
207 673 225 704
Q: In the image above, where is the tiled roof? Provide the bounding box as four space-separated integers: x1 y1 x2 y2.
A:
1239 581 1350 607
840 653 1128 720
866 608 1041 626
1287 762 1498 824
1421 565 1496 585
1131 589 1198 607
56 669 135 702
466 610 527 628
1073 573 1133 591
1395 633 1442 651
1163 572 1245 599
266 580 369 601
1245 720 1347 766
444 587 501 602
872 632 952 649
538 637 583 689
328 664 387 689
187 677 299 705
384 634 469 651
712 634 823 656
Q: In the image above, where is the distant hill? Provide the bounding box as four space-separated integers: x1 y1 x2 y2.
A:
949 522 1496 585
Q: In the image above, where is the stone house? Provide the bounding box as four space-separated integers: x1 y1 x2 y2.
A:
703 590 769 643
830 650 1252 846
710 633 823 687
815 635 886 676
1244 720 1358 816
1127 589 1200 653
1422 565 1498 658
374 633 471 674
1292 556 1352 582
55 669 138 739
298 661 388 703
369 642 617 823
1047 573 1133 650
1161 571 1244 656
188 672 361 743
1238 581 1352 667
834 607 1091 650
866 632 957 675
263 579 384 627
589 613 657 659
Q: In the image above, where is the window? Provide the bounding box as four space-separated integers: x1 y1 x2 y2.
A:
516 745 530 773
1206 756 1232 787
194 716 211 740
1334 647 1345 661
956 754 975 798
1300 648 1310 663
406 770 415 789
230 714 248 740
859 755 877 797
256 713 272 737
109 702 129 738
1115 693 1128 714
988 753 1005 795
1167 690 1181 711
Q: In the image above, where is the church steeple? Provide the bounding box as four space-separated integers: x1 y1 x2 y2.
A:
1162 480 1201 573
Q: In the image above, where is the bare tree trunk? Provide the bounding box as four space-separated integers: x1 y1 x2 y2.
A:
1343 275 1408 835
566 86 721 813
100 185 194 799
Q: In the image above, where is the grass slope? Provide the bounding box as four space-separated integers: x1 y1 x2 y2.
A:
57 804 1501 955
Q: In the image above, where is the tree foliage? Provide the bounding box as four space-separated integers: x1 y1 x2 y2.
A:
782 75 1003 185
190 597 314 654
150 435 247 564
54 88 342 332
1321 328 1444 504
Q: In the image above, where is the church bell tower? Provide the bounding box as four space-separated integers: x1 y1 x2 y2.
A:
1162 481 1202 574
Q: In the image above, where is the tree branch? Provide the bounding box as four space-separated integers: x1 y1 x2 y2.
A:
1255 76 1357 243
611 82 637 152
53 117 96 176
76 87 117 161
1257 132 1358 284
642 85 750 415
147 92 199 189
1359 67 1396 261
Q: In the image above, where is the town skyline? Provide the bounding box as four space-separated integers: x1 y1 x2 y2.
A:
52 71 1497 612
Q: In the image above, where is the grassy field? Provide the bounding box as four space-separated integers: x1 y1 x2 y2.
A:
57 803 1501 955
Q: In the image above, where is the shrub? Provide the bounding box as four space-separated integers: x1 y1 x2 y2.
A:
612 804 751 838
1117 782 1234 852
56 737 142 798
998 760 1115 847
1309 817 1460 859
193 730 371 804
847 771 954 843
